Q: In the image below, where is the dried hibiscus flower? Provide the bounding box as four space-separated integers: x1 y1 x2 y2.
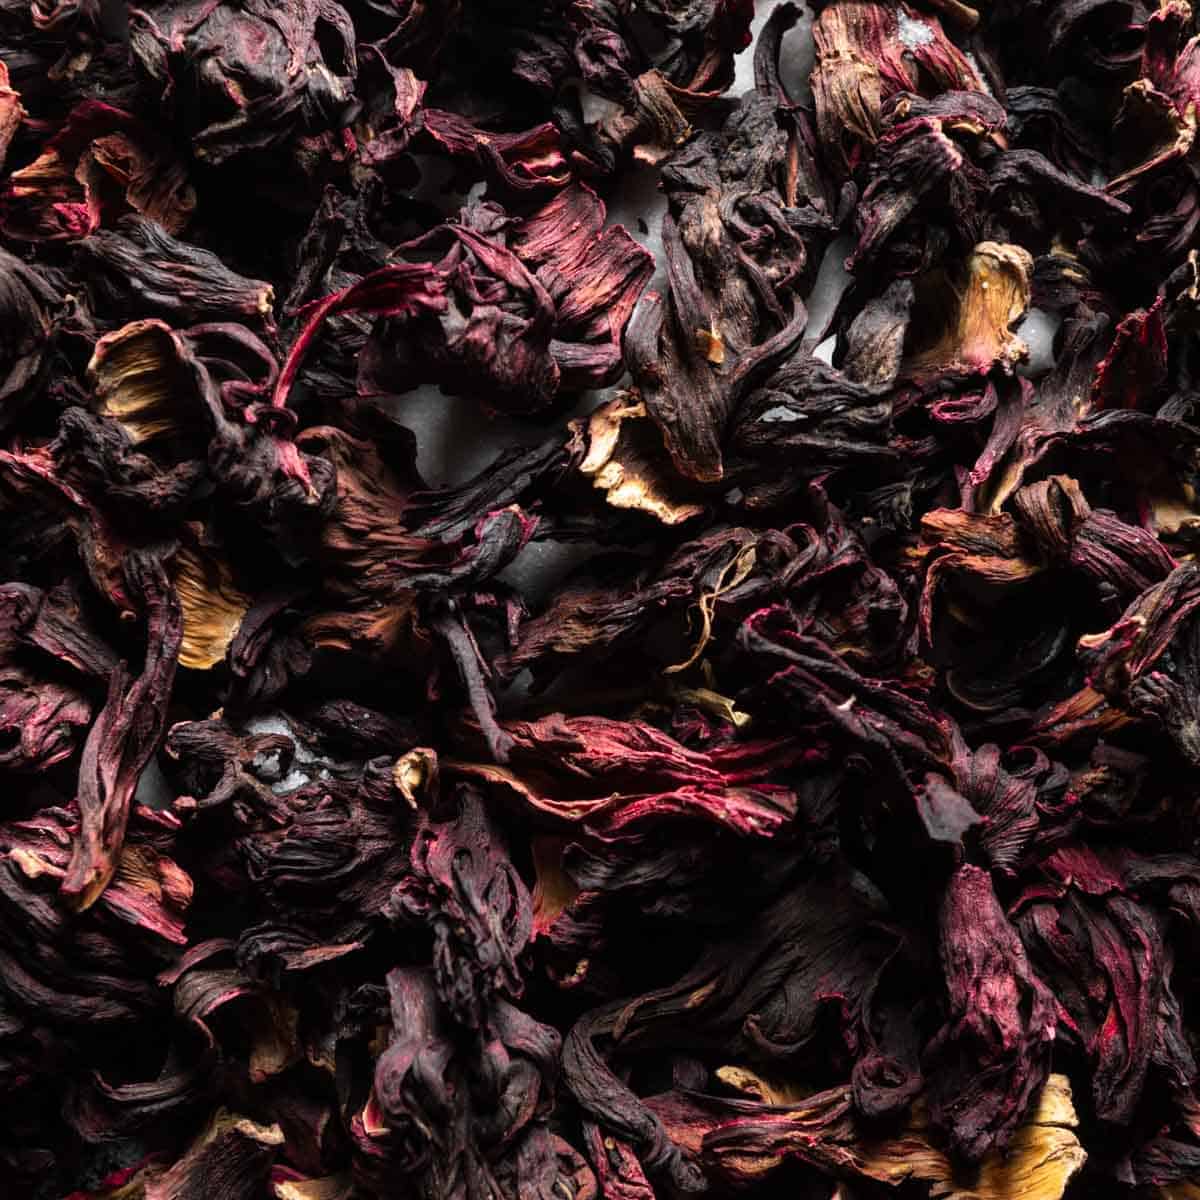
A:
5 1 1200 1197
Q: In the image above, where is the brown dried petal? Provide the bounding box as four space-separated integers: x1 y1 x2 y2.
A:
905 243 1034 383
858 1073 1086 1199
272 1174 354 1200
0 60 24 175
89 319 201 445
144 1109 283 1200
2 101 194 241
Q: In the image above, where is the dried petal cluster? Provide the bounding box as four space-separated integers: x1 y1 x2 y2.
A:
5 1 1200 1199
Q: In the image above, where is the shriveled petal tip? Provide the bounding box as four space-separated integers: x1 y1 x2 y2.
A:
715 1065 815 1106
174 541 252 670
392 747 438 808
573 397 704 526
60 858 118 913
905 243 1034 382
859 1075 1085 1200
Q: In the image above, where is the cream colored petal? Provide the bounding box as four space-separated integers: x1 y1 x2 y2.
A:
175 542 252 670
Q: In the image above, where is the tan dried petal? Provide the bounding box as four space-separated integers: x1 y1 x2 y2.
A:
89 319 192 444
603 70 694 166
695 323 726 365
116 843 194 911
859 1074 1086 1200
906 243 1034 381
671 685 753 729
574 396 704 526
1150 492 1200 537
249 998 300 1082
0 61 24 175
175 541 252 670
145 1109 283 1200
664 543 757 673
10 847 61 879
812 3 885 169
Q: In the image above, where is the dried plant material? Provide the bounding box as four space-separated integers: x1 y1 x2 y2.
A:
276 185 650 415
450 713 800 838
0 248 59 427
660 1073 1084 1197
624 8 833 484
1106 80 1197 194
13 1 1200 1197
664 542 757 673
670 686 753 729
812 0 984 176
127 0 358 168
572 395 705 525
905 244 1035 382
173 539 253 670
925 865 1056 1159
715 1065 814 1106
273 1175 354 1200
530 835 581 935
61 552 182 910
80 216 276 330
859 1074 1086 1199
89 319 191 445
2 101 195 240
144 1109 284 1200
391 746 438 808
0 61 23 175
